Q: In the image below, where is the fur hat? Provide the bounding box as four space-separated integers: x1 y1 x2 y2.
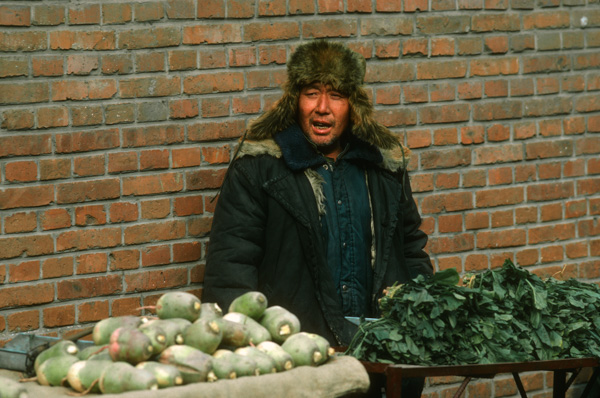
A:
246 40 402 150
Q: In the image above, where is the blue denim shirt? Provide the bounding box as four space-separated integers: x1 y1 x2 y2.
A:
273 124 383 318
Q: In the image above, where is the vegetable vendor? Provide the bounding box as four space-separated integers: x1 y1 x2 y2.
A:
204 40 433 397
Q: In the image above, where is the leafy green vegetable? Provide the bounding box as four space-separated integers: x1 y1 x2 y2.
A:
346 259 600 365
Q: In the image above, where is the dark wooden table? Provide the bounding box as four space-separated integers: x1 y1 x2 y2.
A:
360 357 599 398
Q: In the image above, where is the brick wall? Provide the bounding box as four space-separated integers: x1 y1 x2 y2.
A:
1 0 599 396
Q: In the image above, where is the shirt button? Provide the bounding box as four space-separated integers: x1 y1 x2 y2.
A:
342 284 349 292
337 200 342 205
342 242 347 248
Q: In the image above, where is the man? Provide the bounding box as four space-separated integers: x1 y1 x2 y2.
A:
203 40 433 395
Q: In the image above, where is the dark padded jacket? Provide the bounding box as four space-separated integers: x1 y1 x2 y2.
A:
203 125 433 346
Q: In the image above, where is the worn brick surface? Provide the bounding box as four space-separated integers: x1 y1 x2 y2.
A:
1 1 599 394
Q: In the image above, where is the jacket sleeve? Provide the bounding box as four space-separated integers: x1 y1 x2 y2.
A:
203 158 267 310
401 169 434 279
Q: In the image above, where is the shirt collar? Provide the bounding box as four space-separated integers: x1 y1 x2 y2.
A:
274 124 383 172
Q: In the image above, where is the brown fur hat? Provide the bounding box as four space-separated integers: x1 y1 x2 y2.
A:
246 40 402 150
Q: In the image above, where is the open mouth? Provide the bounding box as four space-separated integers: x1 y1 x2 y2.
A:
312 120 332 132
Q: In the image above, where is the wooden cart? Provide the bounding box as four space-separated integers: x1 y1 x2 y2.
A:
362 357 600 398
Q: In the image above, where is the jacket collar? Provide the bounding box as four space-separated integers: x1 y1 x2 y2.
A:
273 124 383 172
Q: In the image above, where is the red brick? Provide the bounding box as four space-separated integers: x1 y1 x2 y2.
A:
473 144 522 165
37 106 69 128
463 169 486 188
173 241 202 263
57 275 122 300
516 206 538 224
169 98 199 119
186 168 227 190
78 300 109 323
0 5 31 26
41 208 71 231
109 202 139 223
122 125 184 147
0 283 54 308
4 212 37 234
420 148 471 169
8 310 39 332
430 83 455 102
112 297 143 317
140 149 169 170
527 182 574 202
465 254 489 271
183 24 242 45
477 229 526 248
9 260 39 283
488 166 513 185
50 30 115 51
427 233 475 254
476 187 524 208
56 228 121 252
0 82 49 105
420 104 469 124
465 212 489 230
75 205 107 226
529 223 576 244
120 76 180 98
119 27 181 49
5 160 37 182
431 38 455 56
125 267 188 292
142 245 171 267
76 252 108 274
72 105 103 127
43 305 76 327
438 214 463 233
187 216 213 237
42 256 73 279
141 199 171 220
1 109 35 130
174 195 204 216
32 4 65 26
402 38 428 56
0 30 46 51
0 185 54 210
491 209 514 227
437 256 462 273
124 220 186 245
123 173 183 196
56 129 119 153
460 125 485 144
108 151 138 174
56 179 120 204
417 60 467 80
289 0 315 14
135 52 165 72
420 192 473 214
110 249 140 271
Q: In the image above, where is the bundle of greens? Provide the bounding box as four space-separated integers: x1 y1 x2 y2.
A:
346 259 600 365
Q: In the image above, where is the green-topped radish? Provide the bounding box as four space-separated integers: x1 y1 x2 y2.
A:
223 312 271 344
259 306 301 344
183 318 222 354
235 346 277 375
301 332 335 364
216 318 252 348
199 302 223 321
78 344 109 361
228 291 268 319
67 360 113 393
139 319 186 346
138 322 167 355
93 316 144 346
256 341 294 372
33 340 79 374
207 354 237 382
108 327 154 364
98 362 158 394
0 375 29 398
213 351 259 378
156 292 201 322
36 354 79 387
136 362 183 388
281 332 322 367
157 345 213 384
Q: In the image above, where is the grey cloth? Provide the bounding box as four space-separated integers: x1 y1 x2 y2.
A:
0 355 369 398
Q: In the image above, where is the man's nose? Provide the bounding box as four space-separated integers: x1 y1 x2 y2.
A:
315 94 330 113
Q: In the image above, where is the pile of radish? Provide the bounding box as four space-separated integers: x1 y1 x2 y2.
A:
28 291 335 395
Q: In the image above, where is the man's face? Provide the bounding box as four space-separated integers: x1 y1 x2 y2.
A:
298 82 350 159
